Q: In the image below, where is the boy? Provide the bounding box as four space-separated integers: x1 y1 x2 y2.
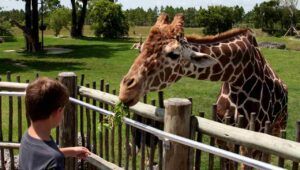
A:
19 77 90 170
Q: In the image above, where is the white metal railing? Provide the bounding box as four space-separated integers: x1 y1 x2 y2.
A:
0 91 285 170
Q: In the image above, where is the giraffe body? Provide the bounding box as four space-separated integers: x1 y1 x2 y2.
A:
119 13 287 141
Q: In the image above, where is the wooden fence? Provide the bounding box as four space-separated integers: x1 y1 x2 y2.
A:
0 71 300 170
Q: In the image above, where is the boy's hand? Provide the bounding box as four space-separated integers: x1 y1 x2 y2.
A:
60 146 90 159
71 146 90 159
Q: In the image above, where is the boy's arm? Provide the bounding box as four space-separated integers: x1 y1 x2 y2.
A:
59 146 90 159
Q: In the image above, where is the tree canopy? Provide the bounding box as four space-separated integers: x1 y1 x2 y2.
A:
89 0 128 38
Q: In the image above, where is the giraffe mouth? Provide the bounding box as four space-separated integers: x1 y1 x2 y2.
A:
120 97 140 107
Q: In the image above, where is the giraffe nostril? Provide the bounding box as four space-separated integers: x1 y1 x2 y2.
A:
125 78 135 88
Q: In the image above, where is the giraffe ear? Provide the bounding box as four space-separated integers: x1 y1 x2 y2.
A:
155 13 169 26
190 52 218 68
171 13 184 34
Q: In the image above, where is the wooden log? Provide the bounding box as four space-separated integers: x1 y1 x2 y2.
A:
149 100 156 170
140 117 146 170
111 89 116 163
25 80 31 128
7 72 13 143
17 76 22 142
58 72 77 170
131 114 137 170
85 83 91 152
79 74 85 148
118 121 122 167
7 72 15 170
250 112 256 131
125 112 130 170
195 112 204 170
92 82 97 155
189 116 198 170
158 92 164 170
194 116 300 162
163 98 191 170
292 121 300 170
0 142 20 149
105 83 110 161
234 115 245 169
278 130 286 167
35 73 39 79
187 97 195 170
220 115 231 169
261 121 271 163
0 81 28 91
78 86 164 122
99 79 104 158
86 152 124 170
208 104 217 170
0 77 4 169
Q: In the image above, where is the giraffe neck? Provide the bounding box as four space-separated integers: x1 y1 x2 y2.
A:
184 33 259 83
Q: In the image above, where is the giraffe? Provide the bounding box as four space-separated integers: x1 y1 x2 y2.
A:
119 13 288 167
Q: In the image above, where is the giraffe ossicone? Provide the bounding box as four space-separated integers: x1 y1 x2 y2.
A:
119 13 288 136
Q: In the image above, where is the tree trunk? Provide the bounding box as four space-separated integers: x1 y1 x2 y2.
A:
76 0 88 37
25 0 31 51
70 0 88 38
31 0 40 51
70 0 78 37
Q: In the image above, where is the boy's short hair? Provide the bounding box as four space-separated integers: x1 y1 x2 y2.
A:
25 77 69 122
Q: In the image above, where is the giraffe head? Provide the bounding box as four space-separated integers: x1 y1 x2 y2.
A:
119 13 217 106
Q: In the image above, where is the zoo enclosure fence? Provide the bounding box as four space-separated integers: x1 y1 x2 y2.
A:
0 71 299 170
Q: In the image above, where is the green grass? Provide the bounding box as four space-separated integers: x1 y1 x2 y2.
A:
1 26 300 139
1 26 300 169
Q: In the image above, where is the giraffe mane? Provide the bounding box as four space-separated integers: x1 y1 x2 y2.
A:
186 28 252 44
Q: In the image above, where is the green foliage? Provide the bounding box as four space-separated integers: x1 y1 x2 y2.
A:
0 9 25 24
0 9 14 37
0 19 12 37
89 0 129 38
104 102 129 129
250 0 298 36
48 7 71 36
198 5 244 35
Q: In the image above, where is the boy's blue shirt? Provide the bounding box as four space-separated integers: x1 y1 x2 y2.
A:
19 131 65 170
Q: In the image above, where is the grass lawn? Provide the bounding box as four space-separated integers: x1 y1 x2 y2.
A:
1 26 300 168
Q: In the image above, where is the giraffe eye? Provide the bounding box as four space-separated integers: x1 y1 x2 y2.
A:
167 52 180 60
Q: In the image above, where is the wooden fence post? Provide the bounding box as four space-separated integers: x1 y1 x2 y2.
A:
58 72 77 170
163 98 191 170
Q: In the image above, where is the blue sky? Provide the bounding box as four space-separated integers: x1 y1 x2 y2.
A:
1 0 300 12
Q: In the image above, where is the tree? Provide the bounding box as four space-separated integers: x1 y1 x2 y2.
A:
10 0 41 52
185 7 198 27
70 0 88 37
89 0 128 38
198 5 244 35
48 7 71 36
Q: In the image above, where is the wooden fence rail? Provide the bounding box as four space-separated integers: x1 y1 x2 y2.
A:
194 116 300 162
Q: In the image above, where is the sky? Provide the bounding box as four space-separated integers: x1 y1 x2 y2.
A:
1 0 300 12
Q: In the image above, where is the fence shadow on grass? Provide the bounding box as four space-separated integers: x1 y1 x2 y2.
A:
0 58 83 74
17 43 133 59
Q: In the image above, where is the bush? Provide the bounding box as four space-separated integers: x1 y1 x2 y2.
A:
48 7 70 36
89 0 129 38
0 18 13 37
